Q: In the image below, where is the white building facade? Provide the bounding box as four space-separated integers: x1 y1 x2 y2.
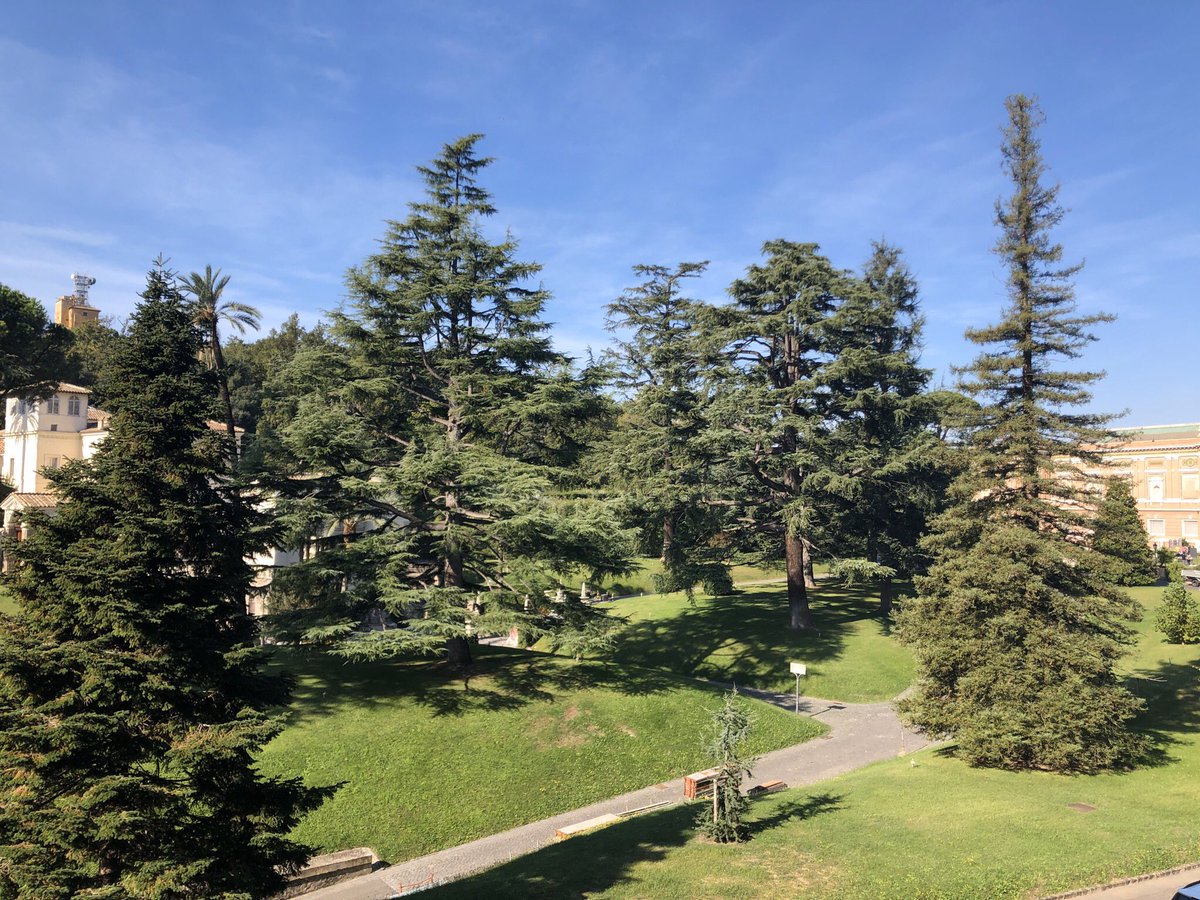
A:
2 384 105 542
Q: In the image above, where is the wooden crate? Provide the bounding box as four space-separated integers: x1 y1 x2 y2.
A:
683 768 721 799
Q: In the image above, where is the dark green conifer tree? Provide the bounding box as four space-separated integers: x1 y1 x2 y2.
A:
1155 560 1199 643
268 136 631 665
601 262 733 596
0 261 327 896
1093 476 1156 586
817 242 946 614
896 96 1144 772
706 241 849 629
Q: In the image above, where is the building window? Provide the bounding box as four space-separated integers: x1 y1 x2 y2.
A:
67 396 81 416
1185 521 1199 539
1184 474 1200 500
1149 476 1164 502
49 424 58 432
1148 518 1167 537
47 396 60 415
48 457 59 469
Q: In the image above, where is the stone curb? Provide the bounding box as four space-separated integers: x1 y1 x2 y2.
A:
1041 861 1200 899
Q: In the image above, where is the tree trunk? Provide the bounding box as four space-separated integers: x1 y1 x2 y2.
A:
661 512 676 563
785 531 812 629
446 635 472 668
210 329 238 465
443 548 473 667
879 576 894 617
802 537 816 588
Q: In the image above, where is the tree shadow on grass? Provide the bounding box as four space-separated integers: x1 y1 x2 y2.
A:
608 581 890 689
750 792 843 835
425 791 843 899
271 644 707 724
1126 657 1200 768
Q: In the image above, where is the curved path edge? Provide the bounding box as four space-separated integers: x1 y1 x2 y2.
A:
306 689 932 899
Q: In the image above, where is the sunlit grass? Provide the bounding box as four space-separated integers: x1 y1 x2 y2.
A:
601 581 914 702
258 647 825 864
434 585 1200 899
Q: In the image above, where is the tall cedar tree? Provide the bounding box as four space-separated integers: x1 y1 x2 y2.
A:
1093 476 1156 586
0 282 72 401
602 263 733 596
707 241 849 629
896 96 1144 772
816 243 945 614
268 136 630 665
0 261 327 897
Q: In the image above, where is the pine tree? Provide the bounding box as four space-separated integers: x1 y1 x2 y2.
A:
1155 560 1199 643
816 243 946 615
601 262 733 596
1093 476 1156 586
0 261 327 896
696 690 755 843
268 136 631 666
896 96 1144 772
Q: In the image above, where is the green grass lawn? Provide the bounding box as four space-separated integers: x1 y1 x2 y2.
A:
258 647 825 864
569 557 789 598
0 585 17 616
434 585 1200 899
601 581 914 702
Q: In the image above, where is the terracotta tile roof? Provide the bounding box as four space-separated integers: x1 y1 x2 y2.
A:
55 382 91 394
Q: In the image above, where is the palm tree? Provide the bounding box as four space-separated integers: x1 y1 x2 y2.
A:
180 266 261 460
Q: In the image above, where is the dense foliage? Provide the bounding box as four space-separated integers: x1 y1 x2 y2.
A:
1093 476 1157 586
0 282 72 401
265 136 632 665
1156 561 1200 643
0 262 327 896
600 262 734 596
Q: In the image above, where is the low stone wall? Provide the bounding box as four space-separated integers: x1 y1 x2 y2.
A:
274 847 380 898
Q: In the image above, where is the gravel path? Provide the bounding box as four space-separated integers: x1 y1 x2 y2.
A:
306 687 931 899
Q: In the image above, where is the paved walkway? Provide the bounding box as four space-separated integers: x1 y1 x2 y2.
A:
307 687 931 898
1047 863 1200 899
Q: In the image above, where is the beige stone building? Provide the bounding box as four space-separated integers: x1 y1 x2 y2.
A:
0 383 286 602
54 273 102 329
1097 423 1200 548
1 384 108 541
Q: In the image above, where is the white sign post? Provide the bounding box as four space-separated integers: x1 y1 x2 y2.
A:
789 662 807 714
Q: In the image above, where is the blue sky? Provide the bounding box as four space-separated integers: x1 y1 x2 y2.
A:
2 1 1197 424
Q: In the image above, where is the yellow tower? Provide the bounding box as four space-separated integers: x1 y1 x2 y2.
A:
54 274 100 329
